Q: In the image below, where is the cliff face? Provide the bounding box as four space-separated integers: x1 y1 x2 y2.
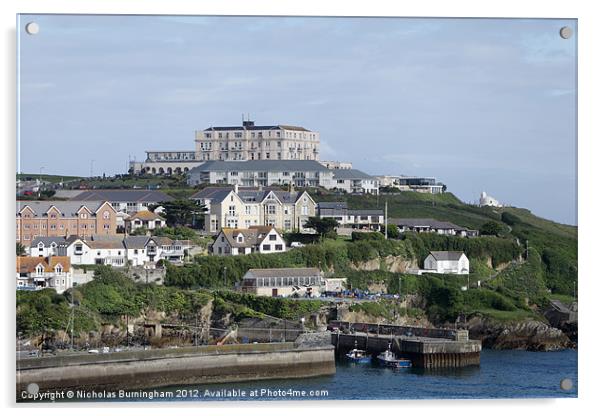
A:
349 255 417 273
467 316 573 351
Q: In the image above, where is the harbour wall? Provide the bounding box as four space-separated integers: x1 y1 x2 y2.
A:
17 343 335 396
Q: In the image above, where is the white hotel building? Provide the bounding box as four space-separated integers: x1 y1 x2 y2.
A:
129 119 320 175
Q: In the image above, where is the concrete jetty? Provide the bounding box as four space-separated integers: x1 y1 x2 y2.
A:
330 321 481 368
17 342 335 397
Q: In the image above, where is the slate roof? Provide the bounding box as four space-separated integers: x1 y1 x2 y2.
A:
317 202 348 210
332 169 375 180
215 226 276 249
86 236 125 250
123 236 151 250
349 210 384 216
17 201 109 217
70 190 174 203
188 160 330 174
30 236 67 247
190 186 309 204
244 267 321 278
203 124 310 132
428 251 466 261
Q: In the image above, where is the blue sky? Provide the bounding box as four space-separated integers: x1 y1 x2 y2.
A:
17 15 577 225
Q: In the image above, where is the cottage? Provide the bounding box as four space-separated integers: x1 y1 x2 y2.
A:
240 267 324 298
16 256 73 294
423 251 469 275
210 226 286 256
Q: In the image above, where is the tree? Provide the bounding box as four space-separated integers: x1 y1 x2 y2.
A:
304 217 339 238
151 200 207 228
385 224 400 239
479 221 504 236
16 242 26 256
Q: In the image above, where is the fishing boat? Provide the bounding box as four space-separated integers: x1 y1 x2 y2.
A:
345 341 372 364
377 343 412 368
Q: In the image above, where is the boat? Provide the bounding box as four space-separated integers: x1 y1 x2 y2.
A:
377 343 412 368
345 341 372 364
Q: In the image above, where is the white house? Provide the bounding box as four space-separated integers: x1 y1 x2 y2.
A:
28 237 66 257
16 256 73 294
69 189 173 214
126 210 167 232
240 267 324 298
210 226 286 256
332 169 380 195
423 251 470 275
317 202 384 230
479 191 502 208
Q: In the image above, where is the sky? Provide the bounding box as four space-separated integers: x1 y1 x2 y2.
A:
17 15 577 225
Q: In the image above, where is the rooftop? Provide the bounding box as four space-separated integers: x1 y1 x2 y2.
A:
189 160 330 174
428 251 466 261
70 189 174 203
203 121 312 132
17 200 111 216
244 267 322 278
332 169 375 180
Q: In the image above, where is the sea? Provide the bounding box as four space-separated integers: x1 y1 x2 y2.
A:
127 349 577 402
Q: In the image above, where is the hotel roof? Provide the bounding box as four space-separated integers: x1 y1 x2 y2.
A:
332 169 375 180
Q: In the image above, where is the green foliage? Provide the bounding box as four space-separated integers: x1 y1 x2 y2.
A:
215 291 323 320
385 224 400 239
16 243 26 256
152 200 206 228
304 216 338 238
401 232 521 268
480 221 505 236
351 231 385 241
501 212 522 226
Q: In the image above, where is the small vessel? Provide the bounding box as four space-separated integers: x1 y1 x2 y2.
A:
377 343 412 368
345 341 372 364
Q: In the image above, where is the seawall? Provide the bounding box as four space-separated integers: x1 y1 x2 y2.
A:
17 342 335 396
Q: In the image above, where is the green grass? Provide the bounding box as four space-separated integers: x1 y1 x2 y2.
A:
548 293 576 304
17 173 83 183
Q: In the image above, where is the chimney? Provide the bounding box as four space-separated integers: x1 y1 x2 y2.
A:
234 184 239 194
242 120 255 128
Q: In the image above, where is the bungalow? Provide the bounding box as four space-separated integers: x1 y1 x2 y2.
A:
16 256 73 294
389 218 478 237
210 226 286 256
125 210 167 232
240 267 324 298
424 251 469 275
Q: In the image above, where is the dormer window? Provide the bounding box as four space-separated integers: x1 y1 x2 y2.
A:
35 264 44 275
38 242 44 251
54 264 63 274
50 242 57 249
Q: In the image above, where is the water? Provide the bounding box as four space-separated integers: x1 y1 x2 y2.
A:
134 349 577 401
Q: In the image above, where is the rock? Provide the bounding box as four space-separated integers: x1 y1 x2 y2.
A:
467 316 572 351
294 331 332 348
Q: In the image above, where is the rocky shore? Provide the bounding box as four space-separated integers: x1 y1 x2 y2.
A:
467 316 574 351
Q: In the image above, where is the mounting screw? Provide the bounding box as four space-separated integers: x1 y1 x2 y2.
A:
25 22 40 35
560 378 573 391
559 26 572 39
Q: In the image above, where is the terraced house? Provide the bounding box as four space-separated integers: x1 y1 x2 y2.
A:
16 201 117 245
191 185 316 234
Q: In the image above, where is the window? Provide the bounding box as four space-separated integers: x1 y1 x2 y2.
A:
36 264 44 275
263 244 271 251
228 205 236 216
103 211 110 219
80 213 88 219
245 206 251 215
267 205 276 215
269 234 277 241
275 244 283 251
302 206 308 215
55 264 63 274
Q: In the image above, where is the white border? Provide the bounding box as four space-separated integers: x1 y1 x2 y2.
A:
2 1 600 415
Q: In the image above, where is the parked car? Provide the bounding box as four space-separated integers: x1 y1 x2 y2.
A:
290 242 305 248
